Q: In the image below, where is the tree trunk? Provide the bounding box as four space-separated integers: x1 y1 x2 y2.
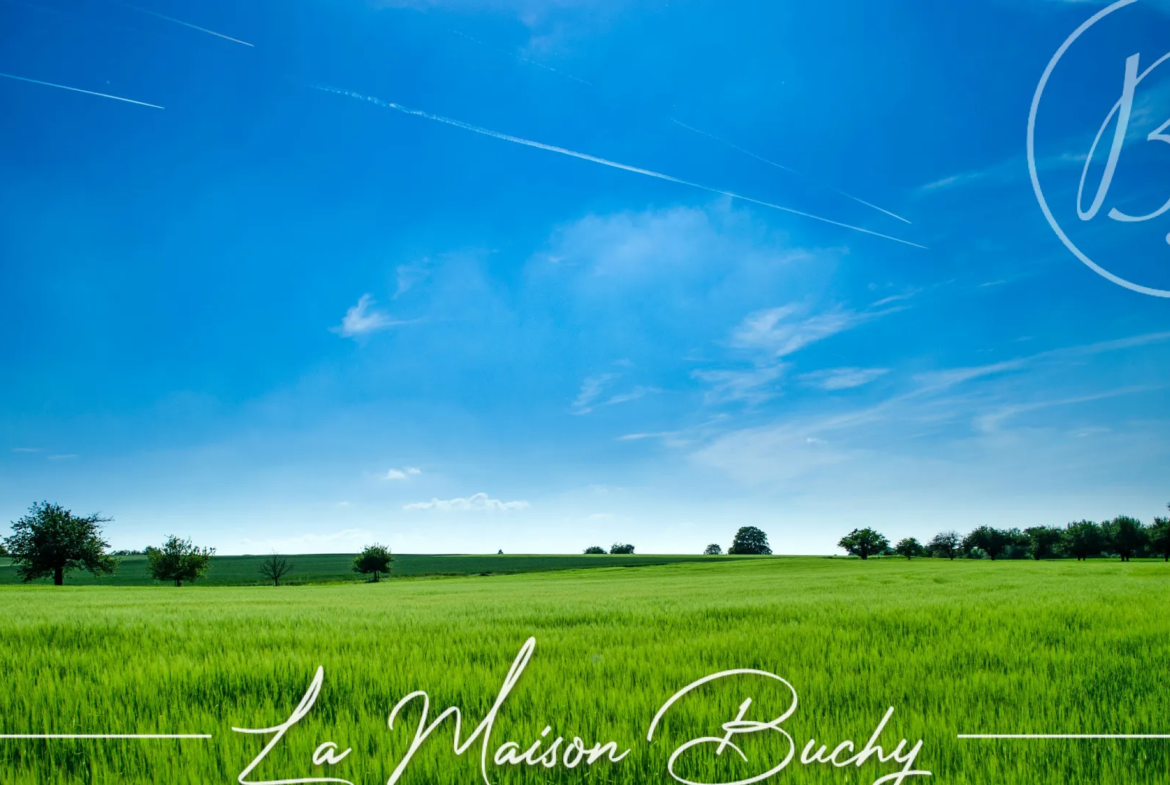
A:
53 567 63 586
175 579 182 587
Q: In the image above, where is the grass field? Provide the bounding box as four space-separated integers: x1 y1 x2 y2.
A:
0 552 749 586
2 557 1168 784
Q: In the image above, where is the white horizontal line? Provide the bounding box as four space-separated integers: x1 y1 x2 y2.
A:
0 734 212 740
959 734 1170 739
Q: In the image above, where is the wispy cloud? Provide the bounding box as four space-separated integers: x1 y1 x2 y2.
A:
404 493 529 511
730 304 875 358
800 367 889 391
332 294 401 338
385 466 422 480
11 447 41 453
692 364 786 406
572 373 618 414
47 454 78 460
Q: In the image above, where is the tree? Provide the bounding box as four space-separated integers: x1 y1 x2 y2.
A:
3 501 117 585
1149 516 1170 562
927 531 960 560
146 535 215 587
583 546 606 554
259 553 293 586
610 543 635 554
704 543 723 555
1103 516 1147 562
0 541 8 557
1023 526 1063 560
894 537 924 559
1061 520 1104 561
962 526 1011 561
728 526 772 555
838 528 888 560
353 544 393 581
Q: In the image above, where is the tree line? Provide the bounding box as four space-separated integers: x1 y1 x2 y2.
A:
838 509 1170 561
0 501 397 587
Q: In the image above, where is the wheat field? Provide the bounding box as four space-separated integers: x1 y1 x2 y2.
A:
1 557 1168 784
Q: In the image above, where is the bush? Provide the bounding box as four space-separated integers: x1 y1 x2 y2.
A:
703 543 722 555
583 546 606 554
610 543 635 555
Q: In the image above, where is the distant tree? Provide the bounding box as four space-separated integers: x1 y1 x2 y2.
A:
1061 520 1105 561
0 541 8 557
894 537 924 559
146 535 215 587
927 531 960 560
497 549 504 555
728 526 772 555
1023 526 1063 560
962 526 1011 561
3 501 117 585
704 543 723 555
1102 516 1147 562
353 544 393 582
610 543 635 555
111 549 145 556
259 553 293 586
1149 515 1170 562
583 546 606 555
838 528 889 560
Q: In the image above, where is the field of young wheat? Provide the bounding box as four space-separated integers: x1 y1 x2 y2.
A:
2 557 1168 785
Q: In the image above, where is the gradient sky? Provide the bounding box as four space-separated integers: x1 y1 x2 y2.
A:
1 0 1168 555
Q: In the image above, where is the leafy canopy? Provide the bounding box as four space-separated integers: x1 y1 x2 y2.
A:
728 526 772 555
927 531 960 560
147 535 215 587
353 544 393 581
3 501 116 585
838 527 888 560
703 543 723 555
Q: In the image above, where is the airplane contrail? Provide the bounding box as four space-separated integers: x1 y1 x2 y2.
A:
117 2 253 47
0 72 163 109
671 119 911 225
311 84 925 249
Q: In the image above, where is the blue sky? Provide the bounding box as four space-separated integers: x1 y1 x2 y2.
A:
1 0 1167 555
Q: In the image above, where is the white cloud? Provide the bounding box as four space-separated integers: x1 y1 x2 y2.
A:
384 466 422 480
730 304 872 358
572 373 617 414
404 493 529 512
692 364 786 406
332 294 399 338
800 367 889 391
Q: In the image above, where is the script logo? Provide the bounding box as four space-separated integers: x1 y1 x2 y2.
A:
1027 0 1170 298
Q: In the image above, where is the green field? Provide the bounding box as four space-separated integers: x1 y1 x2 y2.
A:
0 553 749 586
2 558 1168 784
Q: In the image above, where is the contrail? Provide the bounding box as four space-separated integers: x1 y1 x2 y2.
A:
311 84 925 249
671 118 911 225
450 30 592 87
117 2 253 47
0 72 163 109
